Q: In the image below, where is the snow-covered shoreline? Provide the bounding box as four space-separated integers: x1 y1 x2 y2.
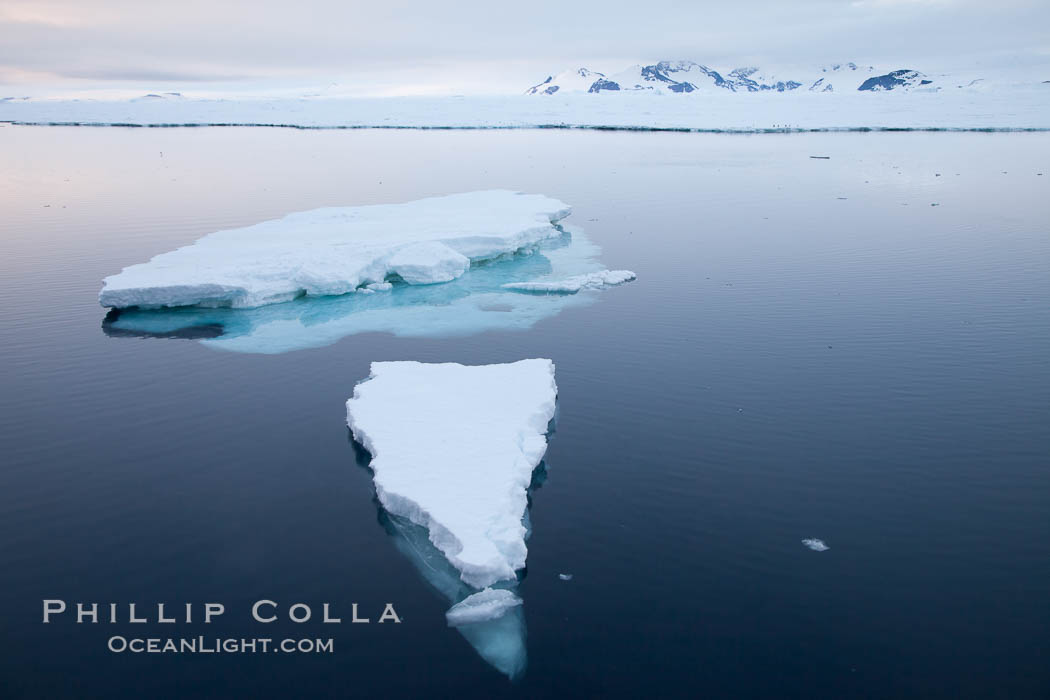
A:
4 88 1049 132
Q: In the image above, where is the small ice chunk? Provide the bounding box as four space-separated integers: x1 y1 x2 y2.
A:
802 538 830 551
445 588 523 626
347 359 557 589
99 191 571 309
558 573 573 581
502 269 636 293
365 281 393 291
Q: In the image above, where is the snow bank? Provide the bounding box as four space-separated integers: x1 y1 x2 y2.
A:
445 588 523 626
502 269 636 293
98 190 571 309
346 360 558 589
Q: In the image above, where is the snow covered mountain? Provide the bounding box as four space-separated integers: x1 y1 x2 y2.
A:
807 62 875 92
857 69 933 91
600 61 732 93
727 67 803 92
525 68 607 95
526 61 950 94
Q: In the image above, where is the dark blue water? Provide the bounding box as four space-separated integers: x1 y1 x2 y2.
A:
1 126 1048 699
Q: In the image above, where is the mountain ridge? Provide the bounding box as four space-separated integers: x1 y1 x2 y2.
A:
525 61 952 95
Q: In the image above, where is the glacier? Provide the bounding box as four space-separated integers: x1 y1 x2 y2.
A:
5 81 1049 132
346 359 558 590
98 191 571 309
101 218 632 354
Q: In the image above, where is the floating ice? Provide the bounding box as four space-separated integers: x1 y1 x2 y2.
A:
99 191 570 309
346 359 557 589
446 589 524 626
102 223 626 354
558 573 574 581
376 509 528 679
348 361 555 680
802 538 830 551
503 269 636 293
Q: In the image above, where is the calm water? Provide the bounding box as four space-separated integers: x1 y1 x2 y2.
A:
1 126 1048 699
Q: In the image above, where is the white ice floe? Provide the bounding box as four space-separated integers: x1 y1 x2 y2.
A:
502 269 636 293
346 359 558 589
802 538 830 551
102 223 623 354
445 588 524 626
99 191 571 309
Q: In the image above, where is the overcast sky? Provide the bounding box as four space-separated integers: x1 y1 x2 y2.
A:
1 0 1047 96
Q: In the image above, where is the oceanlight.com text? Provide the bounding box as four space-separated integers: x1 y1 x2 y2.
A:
107 636 334 654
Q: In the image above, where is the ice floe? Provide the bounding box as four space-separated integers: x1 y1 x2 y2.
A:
502 269 636 293
802 538 830 551
346 359 557 589
102 220 629 354
99 191 570 309
348 360 555 679
446 589 524 626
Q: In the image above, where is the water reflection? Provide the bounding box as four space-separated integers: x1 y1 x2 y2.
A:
101 227 609 354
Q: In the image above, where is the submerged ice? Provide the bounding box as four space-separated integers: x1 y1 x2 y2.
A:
99 191 571 309
446 589 524 627
347 359 557 589
376 509 529 679
502 269 636 293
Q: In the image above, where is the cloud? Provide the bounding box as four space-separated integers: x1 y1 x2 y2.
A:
0 0 1046 94
0 1 113 27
